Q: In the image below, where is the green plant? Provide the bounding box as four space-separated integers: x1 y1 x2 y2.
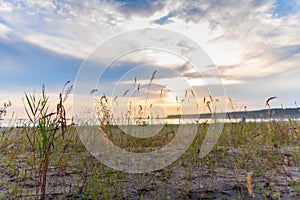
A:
294 183 300 193
0 100 11 118
23 82 72 200
0 100 12 128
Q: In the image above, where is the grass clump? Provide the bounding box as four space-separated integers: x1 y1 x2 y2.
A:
0 81 299 199
22 82 72 199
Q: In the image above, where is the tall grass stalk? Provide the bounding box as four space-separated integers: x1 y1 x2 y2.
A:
23 82 71 199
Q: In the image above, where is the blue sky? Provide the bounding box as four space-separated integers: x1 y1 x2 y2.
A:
0 0 300 117
275 0 299 17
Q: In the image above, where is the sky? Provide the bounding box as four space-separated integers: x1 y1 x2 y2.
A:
0 0 300 119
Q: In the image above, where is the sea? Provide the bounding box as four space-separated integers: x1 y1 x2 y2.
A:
1 117 300 128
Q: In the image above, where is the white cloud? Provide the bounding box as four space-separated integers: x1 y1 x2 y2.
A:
0 0 126 58
0 0 299 82
150 0 300 80
0 0 12 12
0 23 10 39
0 0 299 113
25 0 56 11
23 32 91 59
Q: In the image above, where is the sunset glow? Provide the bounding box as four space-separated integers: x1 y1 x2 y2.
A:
0 0 300 119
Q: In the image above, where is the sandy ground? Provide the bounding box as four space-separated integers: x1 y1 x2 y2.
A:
0 145 299 199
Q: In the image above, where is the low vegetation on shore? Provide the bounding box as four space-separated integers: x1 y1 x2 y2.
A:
0 83 299 199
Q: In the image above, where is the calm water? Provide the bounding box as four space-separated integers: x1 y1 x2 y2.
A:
1 117 300 128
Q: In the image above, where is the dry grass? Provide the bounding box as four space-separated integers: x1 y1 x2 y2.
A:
0 82 299 199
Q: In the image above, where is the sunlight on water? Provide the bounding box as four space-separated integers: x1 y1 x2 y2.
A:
1 117 300 128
